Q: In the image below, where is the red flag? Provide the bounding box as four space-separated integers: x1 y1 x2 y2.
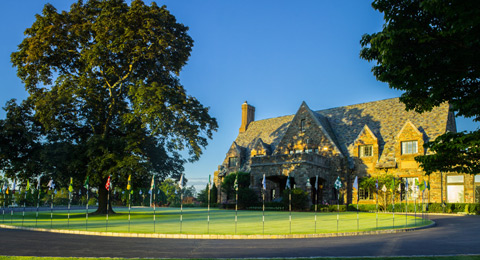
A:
105 176 111 191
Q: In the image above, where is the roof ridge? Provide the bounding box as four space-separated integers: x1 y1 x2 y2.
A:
249 97 402 122
315 97 400 113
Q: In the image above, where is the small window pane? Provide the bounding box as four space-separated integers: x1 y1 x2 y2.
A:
401 141 418 154
228 157 238 167
447 175 464 183
359 145 373 157
405 177 419 200
447 185 464 203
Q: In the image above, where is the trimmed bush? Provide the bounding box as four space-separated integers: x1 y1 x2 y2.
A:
282 188 309 211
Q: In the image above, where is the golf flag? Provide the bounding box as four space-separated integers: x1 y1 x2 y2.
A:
422 180 427 192
375 178 378 191
105 176 111 191
12 179 16 194
418 180 425 191
26 180 31 191
262 174 266 190
6 187 9 195
315 175 318 189
127 175 131 191
427 181 431 190
149 175 155 194
178 174 184 189
286 174 291 189
381 184 387 193
47 179 55 190
140 189 143 195
353 176 358 190
405 178 409 191
334 176 342 190
68 177 73 193
84 176 89 189
234 175 238 191
390 178 395 192
208 175 212 190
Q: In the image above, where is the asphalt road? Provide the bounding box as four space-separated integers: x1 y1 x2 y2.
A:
0 214 479 258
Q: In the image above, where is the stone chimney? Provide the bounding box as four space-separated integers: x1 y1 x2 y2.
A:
239 101 255 133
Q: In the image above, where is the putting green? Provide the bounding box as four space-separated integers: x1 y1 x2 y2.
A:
1 207 432 235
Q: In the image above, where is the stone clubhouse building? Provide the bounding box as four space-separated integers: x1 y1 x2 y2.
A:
214 98 480 205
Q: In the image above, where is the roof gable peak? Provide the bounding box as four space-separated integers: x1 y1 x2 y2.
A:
396 120 423 139
354 124 378 144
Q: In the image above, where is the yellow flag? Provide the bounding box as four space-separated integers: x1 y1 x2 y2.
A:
68 177 73 193
127 175 131 190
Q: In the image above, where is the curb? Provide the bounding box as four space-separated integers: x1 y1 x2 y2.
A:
0 221 436 240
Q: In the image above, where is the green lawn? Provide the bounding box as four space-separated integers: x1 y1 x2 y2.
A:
1 207 431 235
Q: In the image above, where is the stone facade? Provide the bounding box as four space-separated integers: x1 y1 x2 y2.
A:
214 98 479 205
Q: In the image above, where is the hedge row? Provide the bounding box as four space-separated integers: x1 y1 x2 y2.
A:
344 203 480 214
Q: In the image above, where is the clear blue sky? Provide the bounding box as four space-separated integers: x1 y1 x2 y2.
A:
1 1 478 192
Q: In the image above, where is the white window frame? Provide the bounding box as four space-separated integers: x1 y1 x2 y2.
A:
447 175 464 203
359 145 373 157
405 177 419 200
401 140 418 154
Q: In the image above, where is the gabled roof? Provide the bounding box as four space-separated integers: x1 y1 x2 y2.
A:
395 120 424 140
252 138 271 155
228 97 451 166
353 124 378 144
315 98 451 161
234 114 293 155
299 101 343 156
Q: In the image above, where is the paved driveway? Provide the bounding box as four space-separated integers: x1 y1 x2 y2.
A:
0 214 479 258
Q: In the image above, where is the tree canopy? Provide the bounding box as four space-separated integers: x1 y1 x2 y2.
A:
4 0 217 213
360 0 480 174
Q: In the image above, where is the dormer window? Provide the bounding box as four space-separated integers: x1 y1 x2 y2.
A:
401 141 418 154
359 145 373 157
228 157 238 167
301 119 306 132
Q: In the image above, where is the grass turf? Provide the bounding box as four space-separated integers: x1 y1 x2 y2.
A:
1 207 431 235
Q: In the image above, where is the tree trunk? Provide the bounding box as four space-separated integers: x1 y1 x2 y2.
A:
95 180 115 214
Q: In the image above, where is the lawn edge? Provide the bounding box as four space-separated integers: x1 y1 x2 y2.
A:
0 221 435 239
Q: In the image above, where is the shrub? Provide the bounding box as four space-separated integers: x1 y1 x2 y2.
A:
238 188 258 209
282 188 309 211
347 204 377 212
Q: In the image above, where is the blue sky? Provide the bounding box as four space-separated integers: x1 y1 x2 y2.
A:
1 1 478 192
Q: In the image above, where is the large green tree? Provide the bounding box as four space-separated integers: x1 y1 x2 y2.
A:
360 0 480 175
8 0 217 213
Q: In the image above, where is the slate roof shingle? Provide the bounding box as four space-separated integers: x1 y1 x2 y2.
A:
229 97 451 166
